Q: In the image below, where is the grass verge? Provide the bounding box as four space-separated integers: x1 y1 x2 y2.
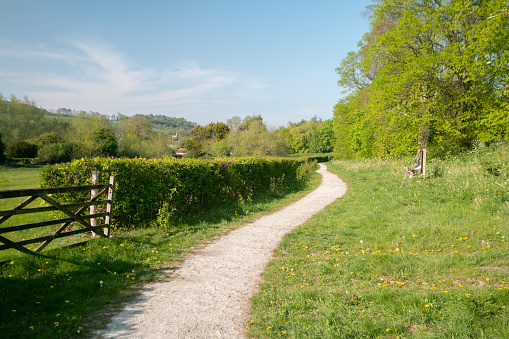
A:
0 170 321 338
248 141 509 338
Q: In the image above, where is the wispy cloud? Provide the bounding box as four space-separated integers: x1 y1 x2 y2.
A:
0 40 267 118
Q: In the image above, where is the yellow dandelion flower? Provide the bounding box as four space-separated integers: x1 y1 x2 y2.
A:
425 304 430 308
466 293 471 297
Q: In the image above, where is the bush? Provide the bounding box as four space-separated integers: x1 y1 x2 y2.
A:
5 140 38 159
37 142 74 164
40 157 307 228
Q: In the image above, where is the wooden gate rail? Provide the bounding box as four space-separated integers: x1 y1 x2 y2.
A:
0 176 115 255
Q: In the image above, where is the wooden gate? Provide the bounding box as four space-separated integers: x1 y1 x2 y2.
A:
0 176 115 255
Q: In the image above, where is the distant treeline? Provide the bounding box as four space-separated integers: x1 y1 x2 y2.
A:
181 115 333 158
0 93 333 164
0 93 197 163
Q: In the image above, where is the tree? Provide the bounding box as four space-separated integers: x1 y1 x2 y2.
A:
183 122 230 157
91 127 118 157
228 120 288 157
122 114 153 140
334 0 509 158
0 133 7 163
277 118 333 154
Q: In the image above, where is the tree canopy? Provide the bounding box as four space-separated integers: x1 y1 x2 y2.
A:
334 0 509 158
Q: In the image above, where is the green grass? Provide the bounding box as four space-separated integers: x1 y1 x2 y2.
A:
0 167 321 338
248 141 509 338
0 165 91 260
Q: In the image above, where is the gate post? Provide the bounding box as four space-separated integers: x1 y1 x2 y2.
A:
90 170 99 237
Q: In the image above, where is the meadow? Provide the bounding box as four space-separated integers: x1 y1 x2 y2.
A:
1 140 508 338
248 141 509 338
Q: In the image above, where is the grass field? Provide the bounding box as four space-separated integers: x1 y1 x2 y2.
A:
247 141 509 338
0 165 321 338
0 165 90 260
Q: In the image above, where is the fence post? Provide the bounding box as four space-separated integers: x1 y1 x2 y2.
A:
104 175 115 237
422 149 427 179
90 170 99 237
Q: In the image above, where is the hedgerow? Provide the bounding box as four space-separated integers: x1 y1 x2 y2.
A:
40 157 307 228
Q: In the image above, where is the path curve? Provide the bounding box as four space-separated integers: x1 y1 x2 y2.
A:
95 164 347 338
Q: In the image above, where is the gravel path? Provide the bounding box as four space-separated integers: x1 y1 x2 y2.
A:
95 164 347 338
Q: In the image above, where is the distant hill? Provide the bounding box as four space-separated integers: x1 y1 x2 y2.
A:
142 114 197 132
45 108 197 134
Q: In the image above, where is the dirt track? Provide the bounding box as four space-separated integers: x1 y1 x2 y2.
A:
95 163 347 338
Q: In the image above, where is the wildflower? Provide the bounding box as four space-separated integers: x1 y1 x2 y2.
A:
267 327 271 330
54 322 59 327
466 293 471 297
65 300 70 303
29 326 34 330
282 330 287 334
386 328 391 332
425 304 430 308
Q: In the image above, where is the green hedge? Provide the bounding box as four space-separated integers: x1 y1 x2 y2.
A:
289 153 334 163
40 157 306 228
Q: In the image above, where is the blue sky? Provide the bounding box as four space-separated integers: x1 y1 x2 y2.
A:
0 0 371 127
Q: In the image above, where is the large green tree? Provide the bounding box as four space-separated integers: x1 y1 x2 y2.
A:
335 0 509 158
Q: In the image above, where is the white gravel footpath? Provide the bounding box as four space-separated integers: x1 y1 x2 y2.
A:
94 163 347 338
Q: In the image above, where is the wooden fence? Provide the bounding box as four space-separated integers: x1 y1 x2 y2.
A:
0 174 115 255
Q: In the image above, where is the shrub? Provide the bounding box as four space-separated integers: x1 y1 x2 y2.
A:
5 140 38 159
